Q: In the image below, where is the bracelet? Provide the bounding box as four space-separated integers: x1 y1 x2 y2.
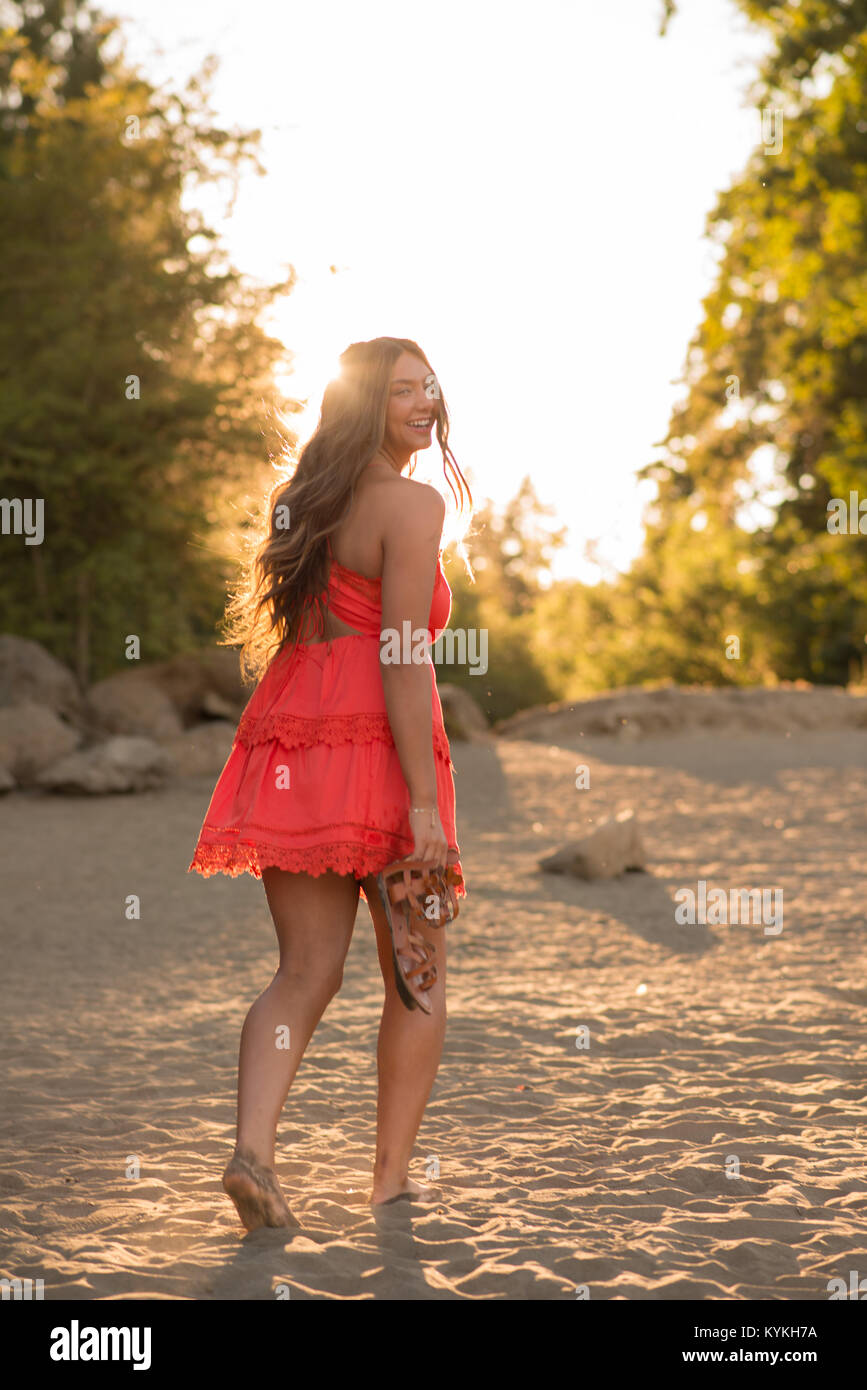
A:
409 806 437 826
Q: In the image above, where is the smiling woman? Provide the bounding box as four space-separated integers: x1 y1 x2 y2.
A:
221 338 473 678
186 336 475 1226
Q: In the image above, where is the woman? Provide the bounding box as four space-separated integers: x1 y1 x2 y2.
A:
188 336 473 1231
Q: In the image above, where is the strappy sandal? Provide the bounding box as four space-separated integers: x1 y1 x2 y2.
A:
375 854 463 1014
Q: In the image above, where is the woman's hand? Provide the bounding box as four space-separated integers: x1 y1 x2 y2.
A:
408 805 449 866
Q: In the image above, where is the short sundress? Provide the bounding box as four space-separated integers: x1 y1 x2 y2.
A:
187 538 466 905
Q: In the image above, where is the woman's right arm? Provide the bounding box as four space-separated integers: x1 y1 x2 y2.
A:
379 483 449 863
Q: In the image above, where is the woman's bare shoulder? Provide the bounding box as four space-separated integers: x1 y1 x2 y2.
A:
379 474 445 524
336 472 443 575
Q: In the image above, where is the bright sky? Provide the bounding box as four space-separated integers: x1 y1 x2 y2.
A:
110 0 770 582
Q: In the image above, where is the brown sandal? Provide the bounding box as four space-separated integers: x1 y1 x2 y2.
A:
375 853 463 1014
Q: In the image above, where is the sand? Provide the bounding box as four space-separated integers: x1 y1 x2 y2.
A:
1 717 866 1300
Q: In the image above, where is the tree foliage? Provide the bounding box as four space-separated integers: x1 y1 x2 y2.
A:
3 0 864 711
0 0 298 685
464 0 867 710
439 477 566 722
642 0 867 686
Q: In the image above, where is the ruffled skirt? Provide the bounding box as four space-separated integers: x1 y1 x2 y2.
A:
187 633 465 904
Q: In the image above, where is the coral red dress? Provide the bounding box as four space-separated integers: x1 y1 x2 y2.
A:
187 541 465 905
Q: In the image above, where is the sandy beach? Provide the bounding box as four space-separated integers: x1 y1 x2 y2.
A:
1 719 866 1300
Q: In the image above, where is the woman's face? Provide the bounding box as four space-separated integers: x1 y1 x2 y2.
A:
383 352 440 458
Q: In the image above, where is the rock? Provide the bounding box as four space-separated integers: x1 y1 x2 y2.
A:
36 736 172 794
144 650 250 725
201 690 243 721
540 808 647 880
162 721 236 776
438 683 491 742
616 720 642 742
0 701 81 784
82 648 249 738
85 670 184 740
497 682 867 742
0 763 16 793
0 635 83 721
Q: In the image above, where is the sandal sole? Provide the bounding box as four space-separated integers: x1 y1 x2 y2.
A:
376 870 435 1014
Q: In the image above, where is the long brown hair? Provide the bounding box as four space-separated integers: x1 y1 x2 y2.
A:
222 336 473 684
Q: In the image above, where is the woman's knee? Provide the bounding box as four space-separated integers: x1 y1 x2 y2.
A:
275 955 345 1000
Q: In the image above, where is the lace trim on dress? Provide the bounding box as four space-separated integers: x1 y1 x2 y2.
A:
235 709 454 767
188 839 467 897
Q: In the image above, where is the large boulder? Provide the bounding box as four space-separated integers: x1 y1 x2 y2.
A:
201 690 241 721
37 736 172 794
162 721 236 776
498 682 867 742
539 808 647 880
438 683 491 742
85 670 184 740
0 635 83 722
143 650 249 725
0 701 81 784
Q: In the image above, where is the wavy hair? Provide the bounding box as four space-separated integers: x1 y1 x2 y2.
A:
221 336 474 684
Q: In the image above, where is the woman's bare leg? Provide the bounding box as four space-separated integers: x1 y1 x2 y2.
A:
222 867 360 1231
360 872 447 1205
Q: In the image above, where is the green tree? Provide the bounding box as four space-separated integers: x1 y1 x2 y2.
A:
0 1 299 686
645 0 867 685
441 476 566 722
472 0 867 708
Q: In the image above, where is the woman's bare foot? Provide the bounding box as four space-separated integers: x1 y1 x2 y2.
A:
369 1174 441 1207
222 1148 300 1232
